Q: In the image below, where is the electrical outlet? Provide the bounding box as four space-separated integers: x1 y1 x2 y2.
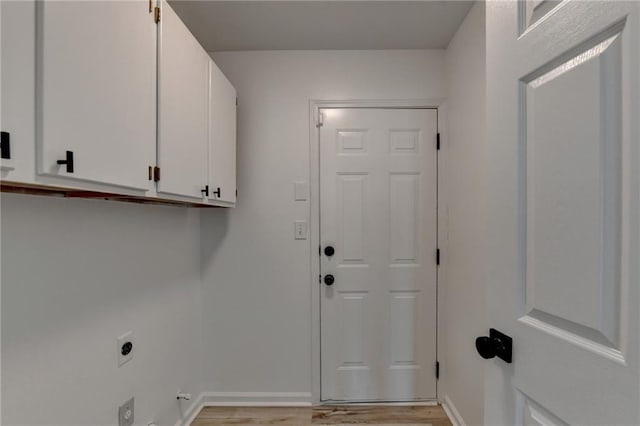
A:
294 220 307 240
118 397 134 426
117 331 134 367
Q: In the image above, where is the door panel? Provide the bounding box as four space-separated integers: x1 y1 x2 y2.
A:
486 1 639 424
209 59 237 205
320 108 437 402
157 0 208 200
36 0 156 190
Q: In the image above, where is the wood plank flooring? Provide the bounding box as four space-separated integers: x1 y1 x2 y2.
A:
191 405 453 425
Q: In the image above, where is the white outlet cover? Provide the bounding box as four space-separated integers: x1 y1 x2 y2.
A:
294 220 308 240
117 331 134 367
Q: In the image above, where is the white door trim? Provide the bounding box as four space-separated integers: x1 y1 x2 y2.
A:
308 99 447 404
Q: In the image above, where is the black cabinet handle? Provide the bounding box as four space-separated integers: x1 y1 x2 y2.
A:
57 151 74 173
324 274 335 286
201 185 209 197
1 131 11 159
475 328 512 363
213 187 221 198
324 246 335 257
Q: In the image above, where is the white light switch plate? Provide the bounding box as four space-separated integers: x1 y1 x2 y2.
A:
294 220 308 240
294 181 308 201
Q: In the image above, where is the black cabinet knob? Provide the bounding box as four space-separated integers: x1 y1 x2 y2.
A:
324 274 335 285
324 246 335 257
475 328 512 363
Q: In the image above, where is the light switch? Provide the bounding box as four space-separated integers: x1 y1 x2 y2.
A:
294 181 308 201
294 220 308 240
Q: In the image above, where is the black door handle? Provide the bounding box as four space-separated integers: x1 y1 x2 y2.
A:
324 246 335 257
475 328 512 363
324 274 335 285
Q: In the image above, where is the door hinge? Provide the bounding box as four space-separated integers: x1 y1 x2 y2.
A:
153 166 160 182
154 6 161 23
1 131 11 160
436 248 440 265
316 111 324 128
436 361 440 380
437 133 441 150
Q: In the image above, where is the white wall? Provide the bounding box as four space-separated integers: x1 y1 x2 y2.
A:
1 194 204 426
200 50 445 398
441 3 486 425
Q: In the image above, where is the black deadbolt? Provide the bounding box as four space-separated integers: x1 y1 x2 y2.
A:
324 274 335 285
324 246 335 257
121 341 133 356
475 328 512 363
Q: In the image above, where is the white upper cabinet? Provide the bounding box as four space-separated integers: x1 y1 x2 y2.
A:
157 0 209 202
36 0 156 191
208 60 237 206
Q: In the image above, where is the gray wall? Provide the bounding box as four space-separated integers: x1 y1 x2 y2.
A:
441 3 487 425
1 194 204 426
201 50 446 397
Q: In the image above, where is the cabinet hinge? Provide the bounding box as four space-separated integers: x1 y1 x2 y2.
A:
436 361 440 380
154 6 161 23
316 111 324 128
437 133 441 150
153 166 160 182
436 248 440 265
1 131 11 160
319 274 322 283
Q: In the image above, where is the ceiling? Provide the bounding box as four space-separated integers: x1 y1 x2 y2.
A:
168 1 475 52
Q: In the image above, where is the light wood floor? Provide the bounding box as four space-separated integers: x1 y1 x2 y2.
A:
191 405 453 425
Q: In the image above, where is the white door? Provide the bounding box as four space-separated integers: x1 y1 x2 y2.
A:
486 1 640 424
157 0 209 201
320 108 438 402
36 0 156 190
208 59 237 205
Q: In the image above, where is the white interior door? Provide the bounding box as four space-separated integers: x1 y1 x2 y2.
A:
157 0 209 201
486 1 640 424
320 108 438 402
36 0 156 190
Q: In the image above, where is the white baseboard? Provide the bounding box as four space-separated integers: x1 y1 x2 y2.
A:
202 391 313 406
442 394 466 426
176 393 206 426
177 391 314 425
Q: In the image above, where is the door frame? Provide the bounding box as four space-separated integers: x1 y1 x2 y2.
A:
309 99 447 404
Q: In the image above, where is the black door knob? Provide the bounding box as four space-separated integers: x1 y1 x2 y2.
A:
475 328 513 363
324 274 335 285
475 336 497 359
324 246 335 257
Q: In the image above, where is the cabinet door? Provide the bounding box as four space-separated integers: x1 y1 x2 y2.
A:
157 0 208 201
209 60 237 205
37 0 156 191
